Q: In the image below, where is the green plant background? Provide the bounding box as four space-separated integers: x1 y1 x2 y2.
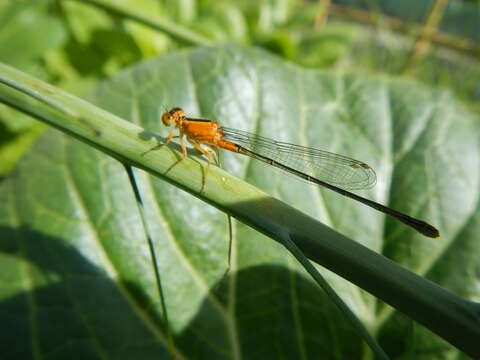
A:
1 0 480 359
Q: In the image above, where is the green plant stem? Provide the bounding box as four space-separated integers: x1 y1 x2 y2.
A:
1 62 479 357
277 230 389 359
67 0 213 46
123 165 177 356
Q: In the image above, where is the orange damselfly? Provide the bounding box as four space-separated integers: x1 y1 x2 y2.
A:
144 107 439 238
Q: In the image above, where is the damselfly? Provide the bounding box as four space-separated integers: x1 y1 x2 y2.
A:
144 107 439 238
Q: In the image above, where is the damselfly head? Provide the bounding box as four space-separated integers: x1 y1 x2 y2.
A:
161 107 185 126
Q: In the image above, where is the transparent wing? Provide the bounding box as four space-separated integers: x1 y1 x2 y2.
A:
221 127 376 190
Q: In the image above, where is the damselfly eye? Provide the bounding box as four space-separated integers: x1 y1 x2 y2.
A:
161 112 175 126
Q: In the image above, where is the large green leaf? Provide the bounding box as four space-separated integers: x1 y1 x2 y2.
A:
1 45 479 359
